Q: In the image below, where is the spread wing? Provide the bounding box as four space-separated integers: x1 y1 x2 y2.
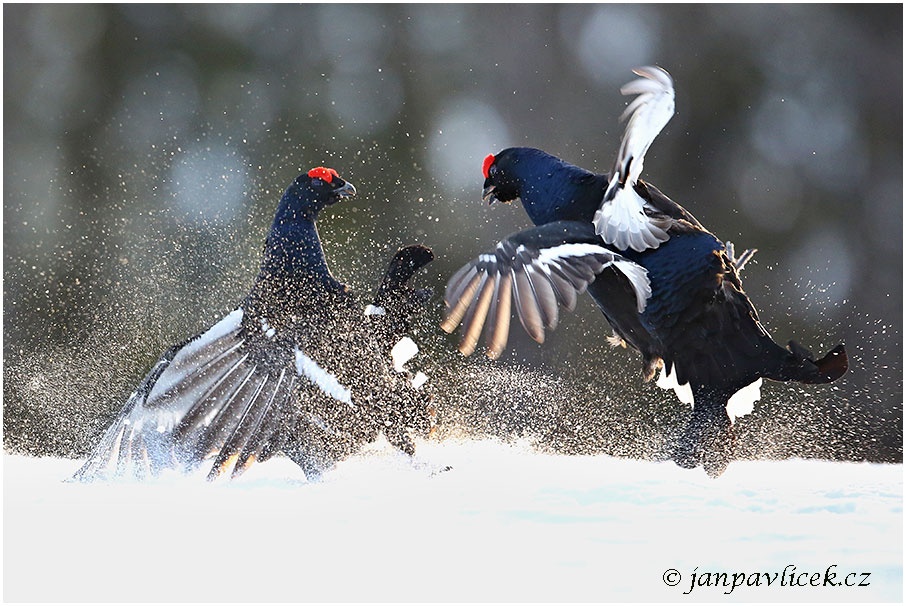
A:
73 244 437 483
71 308 357 482
593 66 675 252
441 220 650 359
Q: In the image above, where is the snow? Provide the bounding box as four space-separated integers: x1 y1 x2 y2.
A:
363 304 386 316
390 336 419 372
411 370 429 389
3 441 902 602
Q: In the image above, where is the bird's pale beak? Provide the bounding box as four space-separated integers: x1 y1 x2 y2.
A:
334 182 357 198
482 184 497 205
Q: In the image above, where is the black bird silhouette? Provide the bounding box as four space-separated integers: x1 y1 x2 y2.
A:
442 67 847 477
74 167 435 482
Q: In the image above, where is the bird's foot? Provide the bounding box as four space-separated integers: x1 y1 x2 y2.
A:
672 413 735 478
671 434 701 470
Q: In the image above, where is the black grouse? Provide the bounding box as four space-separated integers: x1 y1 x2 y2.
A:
74 167 435 482
442 67 847 477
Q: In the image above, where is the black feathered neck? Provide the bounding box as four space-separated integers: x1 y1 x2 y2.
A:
493 148 607 225
244 180 347 321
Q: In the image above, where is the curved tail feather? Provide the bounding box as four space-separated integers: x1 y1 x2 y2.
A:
671 342 847 478
370 244 435 341
768 341 848 385
374 244 435 302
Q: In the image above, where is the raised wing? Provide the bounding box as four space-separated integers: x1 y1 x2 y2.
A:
71 308 362 482
441 220 650 359
593 66 675 252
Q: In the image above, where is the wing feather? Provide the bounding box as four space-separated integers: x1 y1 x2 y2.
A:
72 309 303 482
232 370 294 477
544 265 578 311
459 272 497 356
442 221 650 358
526 264 559 330
440 270 482 333
486 271 512 360
547 261 586 293
171 352 253 445
233 374 296 476
513 266 545 343
444 263 475 306
593 66 675 252
207 372 273 479
192 363 264 465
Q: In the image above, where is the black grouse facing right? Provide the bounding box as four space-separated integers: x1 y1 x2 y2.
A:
443 67 848 477
74 167 435 482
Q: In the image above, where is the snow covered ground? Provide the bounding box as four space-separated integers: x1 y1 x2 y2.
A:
4 439 902 602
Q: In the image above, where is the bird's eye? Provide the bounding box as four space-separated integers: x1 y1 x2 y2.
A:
311 177 324 187
489 165 499 177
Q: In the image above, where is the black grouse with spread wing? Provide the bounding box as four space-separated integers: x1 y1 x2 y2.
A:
442 67 847 477
74 167 435 482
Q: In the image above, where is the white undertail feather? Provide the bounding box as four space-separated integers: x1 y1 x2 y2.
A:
726 378 762 423
363 304 386 316
390 337 419 373
411 371 429 389
656 363 693 405
656 363 762 425
593 66 675 253
390 337 430 389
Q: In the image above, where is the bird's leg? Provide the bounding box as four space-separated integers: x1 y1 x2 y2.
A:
672 386 736 477
385 425 417 457
700 414 734 479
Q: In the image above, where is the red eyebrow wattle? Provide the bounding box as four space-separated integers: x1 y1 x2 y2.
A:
307 167 337 183
482 154 495 179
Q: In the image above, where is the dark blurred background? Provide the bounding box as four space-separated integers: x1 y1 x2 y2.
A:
4 4 902 463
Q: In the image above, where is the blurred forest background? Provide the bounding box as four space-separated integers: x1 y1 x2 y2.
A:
4 4 902 464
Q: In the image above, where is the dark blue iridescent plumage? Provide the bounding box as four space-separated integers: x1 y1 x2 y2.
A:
74 169 435 483
456 146 847 476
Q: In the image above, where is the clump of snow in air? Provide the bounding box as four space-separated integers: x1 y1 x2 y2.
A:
390 336 419 372
4 442 901 602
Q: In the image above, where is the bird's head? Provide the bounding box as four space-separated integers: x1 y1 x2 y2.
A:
480 148 601 226
281 167 357 217
481 150 523 205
